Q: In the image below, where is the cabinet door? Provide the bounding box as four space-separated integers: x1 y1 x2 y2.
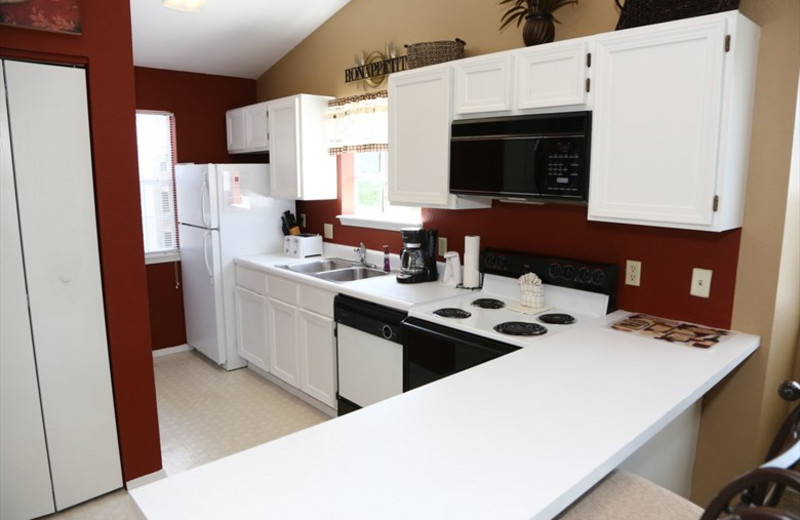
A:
298 310 336 407
517 40 590 110
235 286 269 371
388 66 452 207
589 18 727 228
226 107 246 152
267 297 299 387
244 102 269 151
454 54 514 115
268 97 301 199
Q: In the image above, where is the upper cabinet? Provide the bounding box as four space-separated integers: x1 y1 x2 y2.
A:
588 12 759 231
268 94 336 200
388 65 490 209
516 39 591 111
226 94 336 201
226 102 269 153
453 54 515 115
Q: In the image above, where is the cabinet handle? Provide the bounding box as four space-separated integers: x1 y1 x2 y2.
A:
586 53 592 68
725 35 731 53
585 78 591 93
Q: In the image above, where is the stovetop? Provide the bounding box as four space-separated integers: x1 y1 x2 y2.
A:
407 250 619 348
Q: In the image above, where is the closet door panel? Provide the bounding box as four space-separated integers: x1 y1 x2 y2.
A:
0 60 56 520
4 60 122 510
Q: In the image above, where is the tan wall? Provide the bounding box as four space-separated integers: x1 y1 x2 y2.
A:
257 0 800 507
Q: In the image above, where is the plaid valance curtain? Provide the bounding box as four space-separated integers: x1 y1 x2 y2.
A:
327 90 388 155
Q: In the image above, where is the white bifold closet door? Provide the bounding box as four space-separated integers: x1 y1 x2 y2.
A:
0 59 122 520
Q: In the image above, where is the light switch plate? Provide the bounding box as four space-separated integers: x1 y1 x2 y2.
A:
690 268 713 298
323 223 333 240
438 237 447 256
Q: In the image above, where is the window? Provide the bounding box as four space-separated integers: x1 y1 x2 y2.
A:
351 151 420 223
327 91 421 230
135 111 179 263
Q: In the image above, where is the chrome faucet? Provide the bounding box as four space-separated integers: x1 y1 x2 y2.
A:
355 242 376 268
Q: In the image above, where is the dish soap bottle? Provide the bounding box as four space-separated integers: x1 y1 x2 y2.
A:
383 245 391 273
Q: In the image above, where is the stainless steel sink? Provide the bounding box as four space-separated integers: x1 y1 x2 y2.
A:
281 258 359 274
314 266 388 282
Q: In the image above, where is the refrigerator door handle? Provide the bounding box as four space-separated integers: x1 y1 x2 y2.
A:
203 230 214 285
201 175 210 229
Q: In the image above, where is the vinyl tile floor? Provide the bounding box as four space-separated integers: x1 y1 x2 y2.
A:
43 350 330 519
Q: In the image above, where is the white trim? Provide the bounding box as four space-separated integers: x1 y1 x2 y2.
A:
152 344 193 357
336 214 422 232
126 469 167 490
145 250 181 265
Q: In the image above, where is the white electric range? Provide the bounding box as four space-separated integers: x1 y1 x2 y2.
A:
402 250 620 390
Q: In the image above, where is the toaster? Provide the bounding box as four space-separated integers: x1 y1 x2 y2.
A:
283 234 323 258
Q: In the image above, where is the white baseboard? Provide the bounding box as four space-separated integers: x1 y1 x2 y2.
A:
126 468 167 490
152 344 193 357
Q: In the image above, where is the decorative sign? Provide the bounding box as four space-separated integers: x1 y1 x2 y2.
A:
345 42 407 88
0 0 82 35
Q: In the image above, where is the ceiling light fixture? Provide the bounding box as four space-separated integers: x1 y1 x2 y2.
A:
162 0 207 13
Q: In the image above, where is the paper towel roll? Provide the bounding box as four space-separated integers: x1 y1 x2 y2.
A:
463 235 480 288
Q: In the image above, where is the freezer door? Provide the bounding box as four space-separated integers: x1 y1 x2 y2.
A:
180 224 225 364
176 164 219 228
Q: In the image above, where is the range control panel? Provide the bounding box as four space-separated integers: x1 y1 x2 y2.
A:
481 249 619 309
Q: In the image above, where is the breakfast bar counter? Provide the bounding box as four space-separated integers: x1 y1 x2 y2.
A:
131 310 758 520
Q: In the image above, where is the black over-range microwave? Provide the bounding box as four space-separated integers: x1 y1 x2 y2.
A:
449 111 592 203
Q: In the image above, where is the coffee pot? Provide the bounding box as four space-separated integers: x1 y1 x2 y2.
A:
397 227 438 284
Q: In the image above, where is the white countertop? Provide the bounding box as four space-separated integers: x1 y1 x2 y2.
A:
234 250 466 311
131 303 759 519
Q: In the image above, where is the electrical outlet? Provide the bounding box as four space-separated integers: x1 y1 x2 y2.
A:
299 213 306 228
438 237 447 256
625 260 642 286
323 223 333 240
690 268 713 298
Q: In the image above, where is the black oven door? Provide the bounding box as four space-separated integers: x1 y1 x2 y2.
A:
401 317 520 391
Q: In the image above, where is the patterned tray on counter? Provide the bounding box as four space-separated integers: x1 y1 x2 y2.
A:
610 313 728 348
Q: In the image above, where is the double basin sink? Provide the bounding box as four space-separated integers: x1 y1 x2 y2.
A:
277 258 388 283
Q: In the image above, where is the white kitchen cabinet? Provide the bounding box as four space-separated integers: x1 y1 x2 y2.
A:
1 60 121 519
262 273 337 408
267 295 300 387
235 287 269 371
453 54 515 115
298 309 336 406
268 94 336 200
388 65 490 210
235 266 269 370
226 102 269 153
588 12 759 231
516 39 591 110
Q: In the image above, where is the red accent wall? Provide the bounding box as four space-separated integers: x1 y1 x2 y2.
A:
1 1 162 481
134 67 260 164
134 67 260 349
300 183 741 330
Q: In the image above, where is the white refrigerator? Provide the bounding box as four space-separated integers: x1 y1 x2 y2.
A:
176 163 294 370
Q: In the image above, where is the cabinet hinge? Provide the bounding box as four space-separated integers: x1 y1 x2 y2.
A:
586 53 592 68
713 195 719 212
585 78 591 93
725 35 731 52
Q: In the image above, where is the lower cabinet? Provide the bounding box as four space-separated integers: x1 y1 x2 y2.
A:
235 266 337 410
234 286 269 371
267 297 300 387
298 309 336 406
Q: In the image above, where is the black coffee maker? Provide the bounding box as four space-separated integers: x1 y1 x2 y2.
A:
397 228 438 284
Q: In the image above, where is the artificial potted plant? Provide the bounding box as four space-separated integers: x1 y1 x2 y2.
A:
499 0 579 46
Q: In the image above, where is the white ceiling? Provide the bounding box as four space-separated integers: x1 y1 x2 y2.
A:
129 0 352 79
